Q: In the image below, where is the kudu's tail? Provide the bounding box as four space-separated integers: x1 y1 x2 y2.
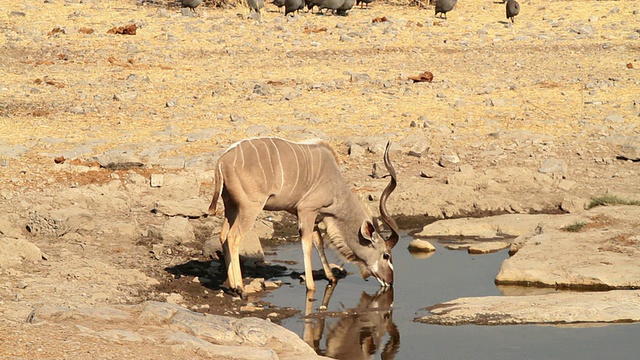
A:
208 163 223 216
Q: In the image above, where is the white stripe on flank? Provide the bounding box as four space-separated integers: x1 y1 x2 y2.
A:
249 140 266 185
263 140 275 181
269 138 285 192
285 141 300 192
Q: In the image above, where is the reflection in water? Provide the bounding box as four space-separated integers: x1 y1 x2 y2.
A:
303 286 399 360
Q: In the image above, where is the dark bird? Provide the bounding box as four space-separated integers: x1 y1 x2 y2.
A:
272 0 285 11
181 0 203 11
356 0 373 9
285 0 305 16
318 0 345 14
306 0 323 12
336 0 355 15
434 0 457 19
506 0 520 23
248 0 265 13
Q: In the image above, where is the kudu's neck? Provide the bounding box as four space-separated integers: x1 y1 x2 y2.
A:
322 187 371 273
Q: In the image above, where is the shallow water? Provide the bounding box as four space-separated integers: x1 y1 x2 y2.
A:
263 235 640 360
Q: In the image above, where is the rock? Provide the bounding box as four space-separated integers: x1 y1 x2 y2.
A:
338 34 353 42
0 217 22 238
604 114 624 123
495 206 640 289
560 196 589 213
113 91 138 101
538 158 568 174
253 83 271 95
348 144 365 158
166 293 184 305
349 72 371 82
153 199 209 218
0 237 43 269
557 179 576 191
161 217 196 246
467 242 509 254
244 278 265 294
31 301 320 358
618 136 640 161
407 239 436 253
0 144 29 159
90 149 144 169
417 213 567 239
26 207 95 237
438 153 460 168
150 173 164 187
166 331 279 360
417 290 640 325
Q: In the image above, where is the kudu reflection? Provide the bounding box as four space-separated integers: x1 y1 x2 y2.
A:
303 286 400 360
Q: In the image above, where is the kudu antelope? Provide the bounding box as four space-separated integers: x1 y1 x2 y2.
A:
209 137 399 295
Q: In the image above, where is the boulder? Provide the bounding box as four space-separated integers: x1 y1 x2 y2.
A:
0 237 43 269
161 217 196 246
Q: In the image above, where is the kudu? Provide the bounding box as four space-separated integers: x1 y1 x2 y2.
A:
209 137 399 294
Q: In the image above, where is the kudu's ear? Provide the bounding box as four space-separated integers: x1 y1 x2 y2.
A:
360 219 377 244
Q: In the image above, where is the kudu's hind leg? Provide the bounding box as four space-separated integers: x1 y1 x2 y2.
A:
313 229 337 286
224 204 263 295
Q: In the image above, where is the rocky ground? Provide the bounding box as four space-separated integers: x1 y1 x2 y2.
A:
1 0 639 358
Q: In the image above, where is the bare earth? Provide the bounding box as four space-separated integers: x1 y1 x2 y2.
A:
1 0 639 358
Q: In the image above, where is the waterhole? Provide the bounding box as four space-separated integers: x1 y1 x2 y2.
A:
262 234 640 360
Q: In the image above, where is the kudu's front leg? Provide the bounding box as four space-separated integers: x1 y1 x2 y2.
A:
313 228 337 286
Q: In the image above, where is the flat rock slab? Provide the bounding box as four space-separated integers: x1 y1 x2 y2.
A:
416 290 640 325
496 206 640 289
417 213 570 239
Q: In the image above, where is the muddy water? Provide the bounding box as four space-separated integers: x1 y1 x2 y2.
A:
262 234 640 360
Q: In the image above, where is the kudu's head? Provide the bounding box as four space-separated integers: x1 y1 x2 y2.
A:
356 142 399 287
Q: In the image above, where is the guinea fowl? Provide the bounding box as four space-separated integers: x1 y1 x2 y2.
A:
272 0 285 11
248 0 265 13
336 0 355 15
356 0 374 9
506 0 520 23
284 0 305 16
434 0 457 20
318 0 345 14
181 0 203 12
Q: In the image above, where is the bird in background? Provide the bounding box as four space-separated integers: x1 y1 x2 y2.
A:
248 0 265 13
356 0 374 9
284 0 305 16
272 0 285 12
435 0 457 20
506 0 520 23
181 0 203 12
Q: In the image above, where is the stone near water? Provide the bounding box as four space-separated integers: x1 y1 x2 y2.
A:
407 239 436 253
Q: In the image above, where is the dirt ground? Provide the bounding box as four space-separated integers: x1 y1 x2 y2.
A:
1 0 639 358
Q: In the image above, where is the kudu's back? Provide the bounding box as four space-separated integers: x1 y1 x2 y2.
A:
211 137 344 215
